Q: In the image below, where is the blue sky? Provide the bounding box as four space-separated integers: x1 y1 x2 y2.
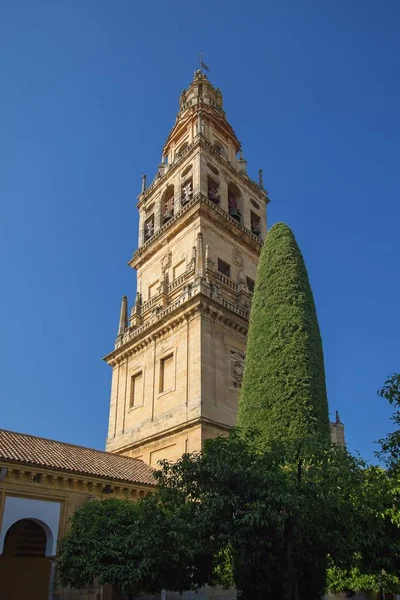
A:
0 1 399 463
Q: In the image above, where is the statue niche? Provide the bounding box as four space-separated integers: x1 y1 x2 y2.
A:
227 182 242 223
144 214 155 241
251 211 261 236
207 176 220 204
162 185 175 223
181 177 193 205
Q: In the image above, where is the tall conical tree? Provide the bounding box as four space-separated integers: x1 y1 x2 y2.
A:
238 222 330 444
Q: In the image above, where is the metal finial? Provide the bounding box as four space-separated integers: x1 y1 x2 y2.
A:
199 54 209 72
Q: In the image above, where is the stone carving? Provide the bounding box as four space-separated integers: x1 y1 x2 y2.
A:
208 179 220 203
181 180 193 204
144 217 154 241
180 89 186 107
161 251 172 273
230 350 245 389
233 247 244 268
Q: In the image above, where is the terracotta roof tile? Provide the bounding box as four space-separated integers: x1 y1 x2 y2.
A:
0 429 155 486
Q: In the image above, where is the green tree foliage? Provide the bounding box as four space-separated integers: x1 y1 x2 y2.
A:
57 494 213 599
377 373 400 471
238 222 330 444
154 432 371 600
57 431 400 600
327 374 400 596
327 463 400 595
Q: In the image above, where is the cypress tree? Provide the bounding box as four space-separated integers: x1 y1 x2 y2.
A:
237 222 330 445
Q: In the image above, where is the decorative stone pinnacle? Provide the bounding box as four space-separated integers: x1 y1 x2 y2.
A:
195 233 205 279
117 296 128 337
258 169 264 189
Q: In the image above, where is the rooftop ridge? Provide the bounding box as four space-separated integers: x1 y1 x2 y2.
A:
0 429 155 486
0 428 145 466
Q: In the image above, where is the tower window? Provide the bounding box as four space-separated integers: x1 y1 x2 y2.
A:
130 371 143 409
213 142 225 157
208 177 220 204
218 258 231 278
246 277 255 293
181 177 193 204
250 211 261 235
144 215 154 241
228 183 243 223
162 185 175 223
159 353 174 393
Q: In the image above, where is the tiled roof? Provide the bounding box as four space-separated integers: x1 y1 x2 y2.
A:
0 429 155 486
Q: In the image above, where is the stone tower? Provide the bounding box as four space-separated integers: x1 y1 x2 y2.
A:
104 70 270 465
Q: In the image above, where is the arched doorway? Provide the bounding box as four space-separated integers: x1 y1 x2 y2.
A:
0 519 52 600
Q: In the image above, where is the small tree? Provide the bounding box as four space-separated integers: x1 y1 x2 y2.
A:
377 373 400 471
57 494 213 599
57 432 398 600
155 432 372 600
328 374 400 597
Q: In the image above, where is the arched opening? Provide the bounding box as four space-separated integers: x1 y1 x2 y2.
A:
3 519 47 557
181 176 193 205
0 519 52 600
177 141 189 157
144 214 155 241
213 141 226 157
227 183 243 223
207 176 220 204
250 210 261 236
161 185 175 223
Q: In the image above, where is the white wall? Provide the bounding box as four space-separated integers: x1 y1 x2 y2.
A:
0 495 61 556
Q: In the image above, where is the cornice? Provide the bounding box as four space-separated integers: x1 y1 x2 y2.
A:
130 192 263 270
104 298 202 365
0 461 153 496
137 134 269 208
106 416 233 455
104 290 248 366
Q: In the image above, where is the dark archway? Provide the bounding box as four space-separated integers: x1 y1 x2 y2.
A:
0 519 51 600
227 182 243 223
3 519 47 557
161 185 175 222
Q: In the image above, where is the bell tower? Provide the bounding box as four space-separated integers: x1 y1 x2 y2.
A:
105 70 270 465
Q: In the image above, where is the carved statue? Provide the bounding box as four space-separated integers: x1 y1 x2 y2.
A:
231 350 245 388
208 180 220 203
233 248 244 268
161 251 172 273
251 215 261 234
228 192 237 211
215 88 223 107
144 219 154 240
180 89 186 107
181 181 193 204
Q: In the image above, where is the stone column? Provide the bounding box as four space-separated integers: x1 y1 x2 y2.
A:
195 232 205 280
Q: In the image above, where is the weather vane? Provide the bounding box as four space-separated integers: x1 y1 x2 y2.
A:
199 54 209 72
